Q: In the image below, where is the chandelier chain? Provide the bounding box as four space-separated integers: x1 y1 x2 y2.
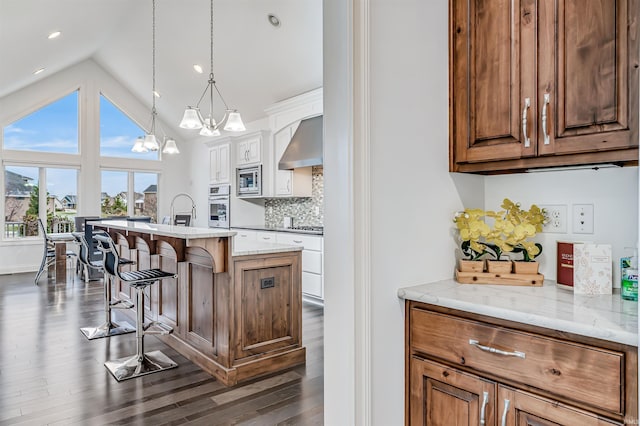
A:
210 0 214 76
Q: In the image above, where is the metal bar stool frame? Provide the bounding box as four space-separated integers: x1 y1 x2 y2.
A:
94 233 178 381
34 218 77 284
74 231 135 340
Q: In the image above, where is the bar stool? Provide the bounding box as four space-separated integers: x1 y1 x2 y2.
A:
74 232 135 340
94 234 178 381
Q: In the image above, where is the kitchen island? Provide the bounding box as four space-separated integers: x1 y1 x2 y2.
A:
91 220 305 385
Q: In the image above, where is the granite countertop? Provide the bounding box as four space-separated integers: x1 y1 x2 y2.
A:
233 225 323 236
90 220 237 239
398 279 638 347
232 240 303 257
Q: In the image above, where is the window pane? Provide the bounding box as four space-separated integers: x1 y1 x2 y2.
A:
3 92 79 154
100 95 158 160
46 168 77 233
4 166 38 238
134 173 158 223
101 171 128 217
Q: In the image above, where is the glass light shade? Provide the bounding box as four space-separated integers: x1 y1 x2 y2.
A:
162 138 180 154
223 111 246 132
131 137 148 153
143 134 160 151
179 107 203 129
199 117 221 136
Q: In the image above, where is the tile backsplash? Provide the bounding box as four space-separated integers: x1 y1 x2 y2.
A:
265 166 324 227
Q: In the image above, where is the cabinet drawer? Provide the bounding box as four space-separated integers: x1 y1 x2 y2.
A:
276 233 323 251
410 308 624 414
256 231 276 242
233 230 257 241
302 250 322 274
302 272 322 299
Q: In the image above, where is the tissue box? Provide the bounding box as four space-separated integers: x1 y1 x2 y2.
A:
573 243 612 295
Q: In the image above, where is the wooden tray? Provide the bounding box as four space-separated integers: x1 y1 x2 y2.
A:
455 269 544 286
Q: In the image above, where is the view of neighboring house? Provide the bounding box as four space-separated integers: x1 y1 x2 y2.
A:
142 185 157 219
61 195 77 210
4 170 33 222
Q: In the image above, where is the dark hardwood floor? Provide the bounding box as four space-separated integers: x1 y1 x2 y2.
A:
0 272 324 425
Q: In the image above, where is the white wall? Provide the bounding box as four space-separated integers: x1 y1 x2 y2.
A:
0 59 190 273
485 167 639 286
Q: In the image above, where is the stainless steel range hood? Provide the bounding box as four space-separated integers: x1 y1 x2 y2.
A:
278 115 323 170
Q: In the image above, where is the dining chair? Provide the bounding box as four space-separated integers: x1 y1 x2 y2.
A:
34 218 77 284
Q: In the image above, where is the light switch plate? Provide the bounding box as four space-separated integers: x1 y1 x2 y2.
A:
572 204 594 234
538 204 568 233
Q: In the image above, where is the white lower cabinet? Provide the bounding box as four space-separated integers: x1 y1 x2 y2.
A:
276 233 324 302
233 229 257 241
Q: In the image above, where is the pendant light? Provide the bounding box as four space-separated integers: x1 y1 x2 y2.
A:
133 0 180 155
179 0 246 134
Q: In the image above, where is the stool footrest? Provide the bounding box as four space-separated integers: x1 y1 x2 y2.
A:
109 299 134 310
143 321 173 335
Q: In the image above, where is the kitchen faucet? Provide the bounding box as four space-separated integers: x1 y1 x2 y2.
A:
169 193 196 225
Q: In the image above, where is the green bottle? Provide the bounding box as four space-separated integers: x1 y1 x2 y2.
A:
621 252 638 301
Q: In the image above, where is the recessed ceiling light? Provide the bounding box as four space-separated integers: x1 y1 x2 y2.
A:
33 68 45 75
193 64 203 74
268 14 281 27
153 90 161 98
48 31 62 39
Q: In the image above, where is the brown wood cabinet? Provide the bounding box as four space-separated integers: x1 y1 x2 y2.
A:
405 301 638 425
450 0 639 173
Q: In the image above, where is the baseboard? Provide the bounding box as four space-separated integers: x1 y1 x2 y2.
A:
0 265 38 275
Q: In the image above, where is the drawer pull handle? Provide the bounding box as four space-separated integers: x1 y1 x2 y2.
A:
542 93 550 145
480 391 489 425
469 339 525 359
522 97 531 148
501 399 510 426
293 240 303 243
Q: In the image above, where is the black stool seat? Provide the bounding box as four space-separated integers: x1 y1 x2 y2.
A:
120 269 175 285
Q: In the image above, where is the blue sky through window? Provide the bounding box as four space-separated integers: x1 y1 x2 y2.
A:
3 92 78 154
100 95 159 160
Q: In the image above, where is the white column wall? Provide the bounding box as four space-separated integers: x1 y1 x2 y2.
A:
0 59 190 274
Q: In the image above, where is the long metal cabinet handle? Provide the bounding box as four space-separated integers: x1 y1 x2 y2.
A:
522 98 531 148
469 339 525 359
501 399 510 426
542 93 550 145
480 391 489 425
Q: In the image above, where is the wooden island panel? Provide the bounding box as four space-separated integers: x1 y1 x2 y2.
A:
93 221 305 386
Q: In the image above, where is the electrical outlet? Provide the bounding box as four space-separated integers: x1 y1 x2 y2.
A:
572 204 594 234
538 204 568 233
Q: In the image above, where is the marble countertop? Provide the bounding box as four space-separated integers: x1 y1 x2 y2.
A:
90 220 237 239
398 279 638 347
232 240 303 257
233 225 323 236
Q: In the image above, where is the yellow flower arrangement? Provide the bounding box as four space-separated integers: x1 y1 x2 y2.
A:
454 199 547 262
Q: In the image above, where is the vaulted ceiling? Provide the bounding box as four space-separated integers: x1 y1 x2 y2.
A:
0 0 323 140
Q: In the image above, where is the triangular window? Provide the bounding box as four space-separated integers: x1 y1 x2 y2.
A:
100 94 158 160
3 91 79 154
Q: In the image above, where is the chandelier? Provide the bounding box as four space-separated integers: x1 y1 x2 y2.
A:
132 0 180 155
178 0 245 135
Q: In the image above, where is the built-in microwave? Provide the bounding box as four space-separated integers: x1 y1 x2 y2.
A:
236 165 262 197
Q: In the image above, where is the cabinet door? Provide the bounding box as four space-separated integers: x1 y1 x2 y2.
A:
538 0 638 156
236 136 261 166
498 386 621 426
450 0 536 165
409 356 496 426
274 126 294 196
217 143 230 183
209 146 220 184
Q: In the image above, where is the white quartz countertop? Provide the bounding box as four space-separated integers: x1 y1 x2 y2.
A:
398 279 638 347
90 220 237 239
232 240 303 257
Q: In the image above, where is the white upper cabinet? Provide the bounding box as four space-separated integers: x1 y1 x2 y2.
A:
236 131 266 166
273 122 312 197
209 142 230 184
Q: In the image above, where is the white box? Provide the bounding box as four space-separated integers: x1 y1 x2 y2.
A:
573 243 612 295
